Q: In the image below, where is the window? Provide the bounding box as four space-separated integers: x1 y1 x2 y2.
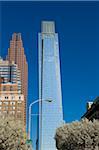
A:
18 101 22 104
10 102 15 105
17 111 21 113
9 111 15 115
11 96 15 100
12 107 15 110
3 111 8 114
19 96 21 100
17 112 22 119
3 102 8 105
5 96 8 99
17 107 21 111
10 86 13 91
3 86 6 91
4 106 8 110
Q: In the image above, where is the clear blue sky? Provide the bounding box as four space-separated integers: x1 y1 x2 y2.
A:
0 1 99 147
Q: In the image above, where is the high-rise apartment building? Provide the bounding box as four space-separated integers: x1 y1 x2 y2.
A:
7 33 28 124
38 21 63 150
0 58 21 93
0 58 25 124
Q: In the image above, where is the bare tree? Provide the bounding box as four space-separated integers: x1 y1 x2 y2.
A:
0 117 28 150
55 119 99 150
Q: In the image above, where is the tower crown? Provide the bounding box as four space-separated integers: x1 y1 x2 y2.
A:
12 33 21 41
41 21 55 33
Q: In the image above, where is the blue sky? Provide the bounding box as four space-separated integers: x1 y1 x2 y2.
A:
0 1 99 148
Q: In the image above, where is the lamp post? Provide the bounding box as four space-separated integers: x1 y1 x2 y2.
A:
28 99 52 140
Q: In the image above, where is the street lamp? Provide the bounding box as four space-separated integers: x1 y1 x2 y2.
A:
28 99 52 139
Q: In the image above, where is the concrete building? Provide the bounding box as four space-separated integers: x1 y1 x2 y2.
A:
7 33 28 124
0 82 25 123
0 58 25 124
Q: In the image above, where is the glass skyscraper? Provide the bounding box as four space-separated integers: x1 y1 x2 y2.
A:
38 21 63 150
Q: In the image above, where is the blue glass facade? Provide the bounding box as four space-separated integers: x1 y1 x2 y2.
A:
38 21 63 150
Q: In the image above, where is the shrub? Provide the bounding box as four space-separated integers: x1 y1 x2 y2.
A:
55 119 99 150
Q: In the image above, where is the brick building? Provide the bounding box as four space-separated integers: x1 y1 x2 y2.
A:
7 33 28 124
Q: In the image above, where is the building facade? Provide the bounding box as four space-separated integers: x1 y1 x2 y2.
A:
0 58 21 93
7 33 28 124
0 58 25 124
38 21 63 150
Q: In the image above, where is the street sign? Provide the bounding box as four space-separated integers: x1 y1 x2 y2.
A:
26 139 32 145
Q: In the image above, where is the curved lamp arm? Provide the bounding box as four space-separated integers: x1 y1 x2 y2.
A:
28 99 52 139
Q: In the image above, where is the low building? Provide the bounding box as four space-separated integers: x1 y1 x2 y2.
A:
81 97 99 121
0 81 25 124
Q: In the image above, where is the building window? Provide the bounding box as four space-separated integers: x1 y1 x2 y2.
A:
19 96 21 100
3 102 8 105
17 111 21 113
10 86 13 91
12 107 15 110
4 106 8 110
12 96 15 100
17 107 21 111
10 102 15 105
17 112 22 119
3 86 6 91
18 101 22 104
9 111 15 115
3 111 8 114
5 96 8 99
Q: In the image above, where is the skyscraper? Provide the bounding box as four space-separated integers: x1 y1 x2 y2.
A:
7 33 28 125
38 21 63 150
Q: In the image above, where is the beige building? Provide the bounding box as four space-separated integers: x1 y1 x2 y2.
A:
0 58 25 125
0 80 25 124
